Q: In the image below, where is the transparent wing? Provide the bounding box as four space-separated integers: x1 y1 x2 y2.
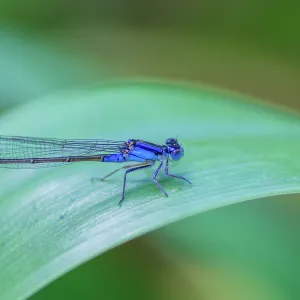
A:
0 135 125 169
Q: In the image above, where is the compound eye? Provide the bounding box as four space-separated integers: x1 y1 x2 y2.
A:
170 148 183 161
166 138 177 146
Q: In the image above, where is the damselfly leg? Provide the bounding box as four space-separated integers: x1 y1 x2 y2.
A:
119 163 152 207
165 159 192 184
91 162 150 182
152 160 168 197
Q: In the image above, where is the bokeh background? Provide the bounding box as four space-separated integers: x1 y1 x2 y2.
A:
0 1 300 299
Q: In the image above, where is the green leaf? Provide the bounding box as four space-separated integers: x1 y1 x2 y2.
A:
1 82 300 300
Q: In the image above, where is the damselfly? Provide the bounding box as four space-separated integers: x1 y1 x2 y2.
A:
0 136 191 206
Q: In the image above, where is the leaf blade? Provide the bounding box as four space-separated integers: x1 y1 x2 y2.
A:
1 82 300 300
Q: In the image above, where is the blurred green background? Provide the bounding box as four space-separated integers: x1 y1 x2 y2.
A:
0 1 300 300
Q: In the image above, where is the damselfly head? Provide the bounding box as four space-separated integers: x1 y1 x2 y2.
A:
165 138 184 161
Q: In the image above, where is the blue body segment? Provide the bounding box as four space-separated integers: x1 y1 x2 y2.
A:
0 136 191 206
103 140 164 163
103 153 127 163
133 140 165 155
127 146 160 162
